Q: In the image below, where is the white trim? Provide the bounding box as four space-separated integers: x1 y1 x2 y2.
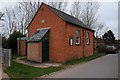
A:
76 42 80 45
37 27 50 30
86 32 90 45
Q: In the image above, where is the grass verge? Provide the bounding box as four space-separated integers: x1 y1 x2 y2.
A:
5 52 106 79
5 61 63 78
5 54 63 79
65 53 106 65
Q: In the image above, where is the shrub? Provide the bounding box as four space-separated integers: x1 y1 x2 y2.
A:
7 31 25 53
96 43 106 53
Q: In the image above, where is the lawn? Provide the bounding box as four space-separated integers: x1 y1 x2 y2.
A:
5 53 106 79
5 54 63 79
5 61 63 78
11 54 21 60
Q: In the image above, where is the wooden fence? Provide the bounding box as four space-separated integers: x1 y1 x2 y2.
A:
0 48 11 68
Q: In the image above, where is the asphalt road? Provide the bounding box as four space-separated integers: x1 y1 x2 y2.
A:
0 63 2 80
0 48 2 79
46 54 118 78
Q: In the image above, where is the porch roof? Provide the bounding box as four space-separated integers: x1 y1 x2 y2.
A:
27 27 50 42
17 37 29 40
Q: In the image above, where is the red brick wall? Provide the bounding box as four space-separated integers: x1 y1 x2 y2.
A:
83 30 94 57
61 23 94 62
27 3 94 63
63 23 84 62
28 4 66 63
27 42 42 62
17 40 27 56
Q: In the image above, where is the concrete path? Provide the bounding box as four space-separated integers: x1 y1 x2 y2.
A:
14 57 61 68
46 54 118 78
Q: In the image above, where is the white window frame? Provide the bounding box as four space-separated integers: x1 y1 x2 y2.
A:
76 30 80 45
86 32 90 45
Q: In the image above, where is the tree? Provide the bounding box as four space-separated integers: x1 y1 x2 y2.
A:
0 12 4 48
2 36 9 48
70 2 81 19
47 2 68 12
18 0 41 34
7 31 25 53
70 2 100 29
0 12 4 21
0 12 4 32
102 30 115 45
2 8 16 36
70 2 108 38
81 2 100 29
2 1 41 37
95 22 108 38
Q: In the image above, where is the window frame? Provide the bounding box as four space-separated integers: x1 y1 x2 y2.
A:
76 30 81 45
86 32 90 45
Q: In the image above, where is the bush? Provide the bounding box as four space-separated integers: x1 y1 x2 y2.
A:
2 37 9 48
7 31 25 53
96 43 106 53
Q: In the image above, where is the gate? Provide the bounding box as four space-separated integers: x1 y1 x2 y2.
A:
1 48 11 69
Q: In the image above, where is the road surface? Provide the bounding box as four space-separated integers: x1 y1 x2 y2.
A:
46 54 118 78
0 49 2 80
0 63 2 80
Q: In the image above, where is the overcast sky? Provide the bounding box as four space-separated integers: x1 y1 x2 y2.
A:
0 0 119 39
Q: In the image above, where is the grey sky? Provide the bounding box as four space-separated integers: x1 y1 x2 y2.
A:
98 2 118 39
0 0 119 39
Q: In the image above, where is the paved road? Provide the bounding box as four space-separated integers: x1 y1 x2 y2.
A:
46 54 118 78
0 63 2 80
0 49 2 80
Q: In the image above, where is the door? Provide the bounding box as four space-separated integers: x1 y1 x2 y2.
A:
42 41 49 62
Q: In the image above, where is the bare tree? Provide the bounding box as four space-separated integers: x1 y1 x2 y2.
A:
47 2 68 12
2 1 42 36
0 12 4 28
3 1 68 37
96 23 108 37
18 0 41 35
0 12 4 21
70 2 107 38
70 2 100 29
4 8 15 35
81 2 100 29
95 22 104 38
70 2 81 19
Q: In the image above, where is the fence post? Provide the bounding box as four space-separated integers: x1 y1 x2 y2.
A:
8 49 11 67
0 48 2 64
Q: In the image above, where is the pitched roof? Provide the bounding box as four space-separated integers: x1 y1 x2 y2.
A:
27 3 94 31
28 28 50 42
45 4 93 31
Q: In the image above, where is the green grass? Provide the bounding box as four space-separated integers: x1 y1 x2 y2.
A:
11 54 22 60
5 54 63 79
65 53 106 65
5 52 106 79
5 61 63 78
